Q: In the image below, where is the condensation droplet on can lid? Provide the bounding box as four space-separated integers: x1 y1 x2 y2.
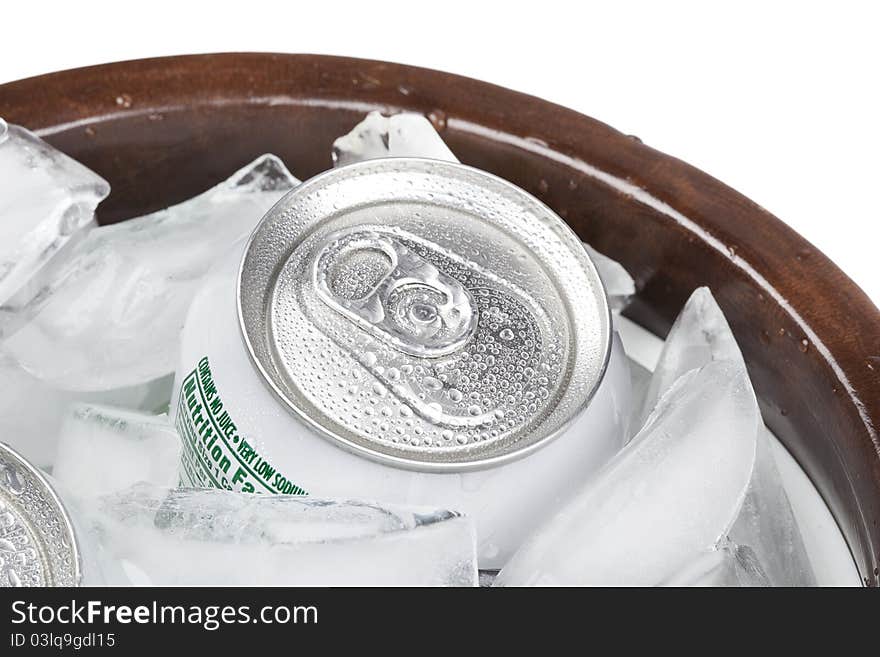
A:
238 158 611 472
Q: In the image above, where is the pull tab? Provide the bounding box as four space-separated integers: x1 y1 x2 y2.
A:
314 229 477 357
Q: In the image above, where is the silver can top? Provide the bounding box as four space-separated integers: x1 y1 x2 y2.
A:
239 158 611 472
0 442 81 586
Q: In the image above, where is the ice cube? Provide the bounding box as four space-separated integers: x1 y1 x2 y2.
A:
53 404 181 500
0 120 109 306
583 243 635 311
81 485 477 586
727 427 816 585
618 286 814 586
495 360 759 586
332 111 457 166
632 287 815 585
333 113 635 310
1 155 299 390
0 350 173 469
635 287 742 428
659 540 771 587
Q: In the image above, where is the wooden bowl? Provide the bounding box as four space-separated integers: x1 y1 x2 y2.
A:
2 53 877 585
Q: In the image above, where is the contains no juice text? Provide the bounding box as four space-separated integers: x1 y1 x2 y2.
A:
176 356 306 494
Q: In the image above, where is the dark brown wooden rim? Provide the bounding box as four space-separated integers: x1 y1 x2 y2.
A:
1 53 877 584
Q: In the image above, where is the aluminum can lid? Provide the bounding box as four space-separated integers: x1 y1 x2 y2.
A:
239 158 611 472
0 442 81 586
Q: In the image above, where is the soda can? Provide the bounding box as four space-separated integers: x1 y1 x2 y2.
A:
0 441 81 586
172 158 632 567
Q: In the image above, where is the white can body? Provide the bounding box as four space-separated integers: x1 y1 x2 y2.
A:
172 242 631 568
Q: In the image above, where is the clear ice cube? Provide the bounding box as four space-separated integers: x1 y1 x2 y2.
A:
495 360 760 586
635 287 742 428
332 111 457 166
1 155 299 390
0 350 173 469
628 286 814 585
728 427 816 586
82 485 477 586
53 404 181 500
0 120 109 307
659 540 771 587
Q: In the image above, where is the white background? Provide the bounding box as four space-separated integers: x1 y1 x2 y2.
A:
2 1 878 305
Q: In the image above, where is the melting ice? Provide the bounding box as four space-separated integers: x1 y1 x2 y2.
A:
2 155 299 391
80 485 478 586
